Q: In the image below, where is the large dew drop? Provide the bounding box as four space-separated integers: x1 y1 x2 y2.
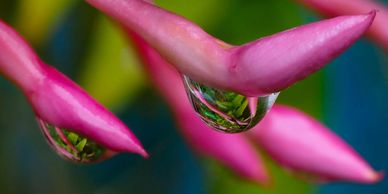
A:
183 76 279 133
37 118 114 163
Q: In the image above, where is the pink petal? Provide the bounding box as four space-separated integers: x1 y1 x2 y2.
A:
249 105 381 183
0 20 147 157
229 11 375 96
298 0 388 51
0 20 45 90
87 0 375 96
131 33 269 184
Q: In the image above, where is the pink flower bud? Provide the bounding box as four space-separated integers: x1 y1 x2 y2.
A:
87 0 375 96
249 105 381 183
0 20 147 157
298 0 388 51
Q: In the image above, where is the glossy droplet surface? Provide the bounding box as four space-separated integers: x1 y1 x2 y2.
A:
183 76 279 133
37 118 113 163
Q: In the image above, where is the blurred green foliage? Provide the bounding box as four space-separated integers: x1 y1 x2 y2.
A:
79 16 147 110
14 0 75 45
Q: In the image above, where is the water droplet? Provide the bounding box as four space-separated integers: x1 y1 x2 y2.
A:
183 75 279 133
37 118 115 163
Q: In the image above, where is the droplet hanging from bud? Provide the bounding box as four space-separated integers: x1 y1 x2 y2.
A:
37 117 115 163
183 75 279 133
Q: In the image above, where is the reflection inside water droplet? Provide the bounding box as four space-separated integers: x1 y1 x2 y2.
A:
183 75 279 133
37 118 113 163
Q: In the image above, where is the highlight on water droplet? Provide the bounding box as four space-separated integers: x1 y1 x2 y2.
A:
183 75 279 133
37 117 115 163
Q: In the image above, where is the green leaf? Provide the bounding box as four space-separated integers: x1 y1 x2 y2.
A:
67 132 79 145
75 138 88 152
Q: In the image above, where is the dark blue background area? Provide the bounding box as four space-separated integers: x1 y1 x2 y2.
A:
320 40 388 194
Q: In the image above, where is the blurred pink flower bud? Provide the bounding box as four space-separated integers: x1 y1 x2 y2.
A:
249 105 382 183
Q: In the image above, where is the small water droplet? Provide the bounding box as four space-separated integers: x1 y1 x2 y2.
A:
183 75 279 133
37 118 115 163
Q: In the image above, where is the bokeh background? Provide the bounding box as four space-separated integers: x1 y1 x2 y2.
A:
0 0 387 193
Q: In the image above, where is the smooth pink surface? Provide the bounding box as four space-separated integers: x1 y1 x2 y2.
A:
131 33 269 184
86 0 230 91
250 105 381 183
0 21 45 91
298 0 388 51
87 0 374 96
229 12 375 95
0 20 147 157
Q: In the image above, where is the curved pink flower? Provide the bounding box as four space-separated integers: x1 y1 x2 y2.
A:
126 28 380 184
0 20 147 157
297 0 388 51
249 105 382 183
86 0 375 96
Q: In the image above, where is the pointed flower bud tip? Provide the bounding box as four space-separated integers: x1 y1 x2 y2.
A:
298 0 388 51
0 20 147 158
249 105 381 183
